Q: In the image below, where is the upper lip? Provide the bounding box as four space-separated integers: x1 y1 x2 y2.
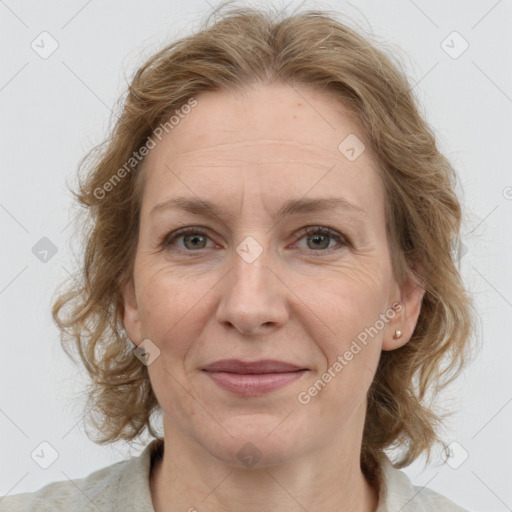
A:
201 359 306 374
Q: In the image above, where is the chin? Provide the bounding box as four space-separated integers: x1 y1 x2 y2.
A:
199 413 312 468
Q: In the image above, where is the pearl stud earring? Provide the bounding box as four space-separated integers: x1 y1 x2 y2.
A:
393 329 402 339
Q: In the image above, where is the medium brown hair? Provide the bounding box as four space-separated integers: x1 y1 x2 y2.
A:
52 2 477 475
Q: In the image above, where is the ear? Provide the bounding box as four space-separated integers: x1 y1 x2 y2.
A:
382 268 425 351
121 277 143 346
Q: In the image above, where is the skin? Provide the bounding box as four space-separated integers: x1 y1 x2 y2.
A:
122 81 424 512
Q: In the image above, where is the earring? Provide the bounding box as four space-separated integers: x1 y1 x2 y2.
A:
393 329 402 339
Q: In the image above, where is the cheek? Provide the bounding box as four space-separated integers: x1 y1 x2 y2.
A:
293 263 391 398
137 267 213 414
136 265 212 352
299 275 386 415
294 261 391 339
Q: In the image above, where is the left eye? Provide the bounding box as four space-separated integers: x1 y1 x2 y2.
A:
294 226 346 251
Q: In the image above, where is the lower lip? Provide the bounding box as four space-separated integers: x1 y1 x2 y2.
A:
203 370 307 396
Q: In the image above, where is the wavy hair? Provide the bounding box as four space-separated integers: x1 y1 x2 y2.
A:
52 2 477 477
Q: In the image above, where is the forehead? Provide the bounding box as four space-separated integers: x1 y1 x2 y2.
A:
139 82 384 216
153 82 366 157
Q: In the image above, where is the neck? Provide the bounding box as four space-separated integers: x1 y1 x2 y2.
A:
150 415 380 512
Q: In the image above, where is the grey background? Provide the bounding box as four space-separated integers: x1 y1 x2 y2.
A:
1 0 511 510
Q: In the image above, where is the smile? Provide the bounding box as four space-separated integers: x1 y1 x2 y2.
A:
203 370 307 396
201 359 309 396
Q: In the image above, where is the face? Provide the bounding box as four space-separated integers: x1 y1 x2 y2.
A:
123 82 423 467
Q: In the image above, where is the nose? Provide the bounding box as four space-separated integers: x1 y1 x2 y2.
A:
216 244 289 336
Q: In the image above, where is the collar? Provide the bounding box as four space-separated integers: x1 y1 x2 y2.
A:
116 438 163 511
376 454 427 511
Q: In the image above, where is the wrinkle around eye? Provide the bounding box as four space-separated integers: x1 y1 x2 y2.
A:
148 216 376 257
158 229 355 259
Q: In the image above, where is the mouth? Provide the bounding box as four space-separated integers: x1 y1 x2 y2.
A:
201 359 308 396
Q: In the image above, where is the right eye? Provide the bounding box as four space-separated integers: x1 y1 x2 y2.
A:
161 228 216 252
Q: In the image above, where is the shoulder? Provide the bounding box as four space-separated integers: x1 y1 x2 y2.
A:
410 485 469 511
0 459 127 512
0 439 162 512
377 455 468 512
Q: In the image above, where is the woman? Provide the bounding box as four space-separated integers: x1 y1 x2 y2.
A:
0 4 475 511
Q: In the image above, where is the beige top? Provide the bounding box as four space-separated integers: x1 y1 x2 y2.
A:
0 439 468 511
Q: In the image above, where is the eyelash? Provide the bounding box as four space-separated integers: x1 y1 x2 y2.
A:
159 225 349 255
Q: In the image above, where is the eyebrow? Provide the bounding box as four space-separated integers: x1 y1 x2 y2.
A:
150 196 365 221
